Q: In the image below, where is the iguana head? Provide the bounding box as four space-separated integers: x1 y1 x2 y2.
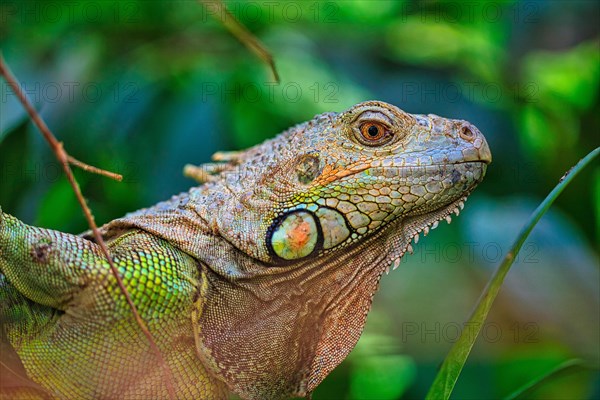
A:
188 100 491 399
214 100 490 263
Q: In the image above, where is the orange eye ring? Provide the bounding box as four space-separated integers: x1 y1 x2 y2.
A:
359 122 387 142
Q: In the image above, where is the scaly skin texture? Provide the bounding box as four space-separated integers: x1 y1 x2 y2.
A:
0 101 491 399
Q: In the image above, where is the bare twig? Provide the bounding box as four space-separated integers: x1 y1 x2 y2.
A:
0 54 176 399
199 0 280 82
68 155 123 181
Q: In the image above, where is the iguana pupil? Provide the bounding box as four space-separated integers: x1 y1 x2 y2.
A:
367 125 379 136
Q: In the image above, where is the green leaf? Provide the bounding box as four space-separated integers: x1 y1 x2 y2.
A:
595 168 600 247
425 147 600 400
519 105 560 155
339 0 401 22
518 103 579 160
0 120 31 212
385 18 504 82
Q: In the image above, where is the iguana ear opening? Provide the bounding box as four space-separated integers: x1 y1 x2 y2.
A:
295 153 322 185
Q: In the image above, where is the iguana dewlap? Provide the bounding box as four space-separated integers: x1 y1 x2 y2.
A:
0 101 491 399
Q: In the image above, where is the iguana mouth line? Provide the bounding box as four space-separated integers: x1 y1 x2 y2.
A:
366 160 489 169
453 160 490 165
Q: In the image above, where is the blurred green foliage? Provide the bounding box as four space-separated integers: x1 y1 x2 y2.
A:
0 1 598 399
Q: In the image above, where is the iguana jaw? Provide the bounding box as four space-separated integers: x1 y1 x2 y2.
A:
382 193 473 274
259 158 488 268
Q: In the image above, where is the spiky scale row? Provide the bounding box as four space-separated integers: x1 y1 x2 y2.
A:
384 195 471 276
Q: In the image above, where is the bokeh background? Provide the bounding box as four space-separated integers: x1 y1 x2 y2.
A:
1 1 598 399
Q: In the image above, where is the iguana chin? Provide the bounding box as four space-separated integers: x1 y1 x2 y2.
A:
0 100 491 399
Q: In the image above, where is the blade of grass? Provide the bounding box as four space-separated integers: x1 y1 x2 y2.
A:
425 147 600 400
504 359 596 400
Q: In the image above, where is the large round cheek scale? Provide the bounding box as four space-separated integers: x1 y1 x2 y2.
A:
270 211 318 260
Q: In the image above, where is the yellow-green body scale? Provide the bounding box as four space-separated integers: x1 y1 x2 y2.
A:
1 217 226 399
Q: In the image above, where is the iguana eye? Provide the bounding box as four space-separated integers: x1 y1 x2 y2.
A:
357 121 390 145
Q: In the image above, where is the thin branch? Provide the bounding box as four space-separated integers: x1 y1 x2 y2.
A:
0 53 176 399
68 155 123 181
199 0 280 82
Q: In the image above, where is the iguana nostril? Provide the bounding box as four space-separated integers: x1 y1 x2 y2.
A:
459 125 475 141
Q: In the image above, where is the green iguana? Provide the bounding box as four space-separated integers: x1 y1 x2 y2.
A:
0 100 491 399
